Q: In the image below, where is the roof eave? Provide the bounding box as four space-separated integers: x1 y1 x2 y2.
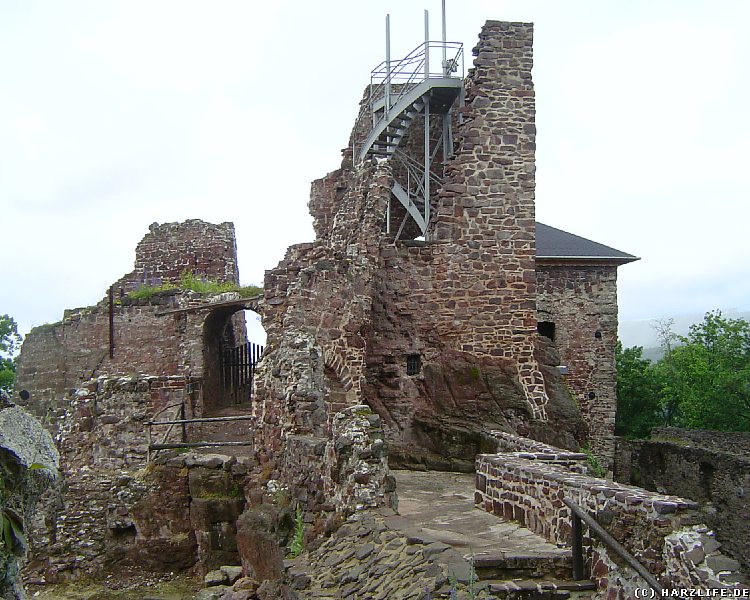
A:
536 255 640 267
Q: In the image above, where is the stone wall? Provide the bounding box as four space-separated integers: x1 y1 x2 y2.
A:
536 264 620 469
488 430 589 473
116 219 240 293
650 427 750 456
14 294 194 421
615 430 750 573
251 328 395 518
433 21 547 420
25 376 254 581
476 437 747 595
15 219 245 424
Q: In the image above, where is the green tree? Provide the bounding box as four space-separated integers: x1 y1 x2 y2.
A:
664 311 750 431
0 315 22 393
615 342 664 438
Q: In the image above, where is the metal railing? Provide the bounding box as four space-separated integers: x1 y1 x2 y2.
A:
564 498 664 593
354 40 463 155
145 402 254 462
368 40 463 115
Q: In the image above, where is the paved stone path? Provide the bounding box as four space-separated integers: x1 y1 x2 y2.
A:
388 470 570 564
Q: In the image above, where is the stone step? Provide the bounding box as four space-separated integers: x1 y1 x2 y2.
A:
473 552 573 581
483 578 597 599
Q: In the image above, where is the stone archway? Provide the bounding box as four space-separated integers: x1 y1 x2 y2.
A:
202 307 264 415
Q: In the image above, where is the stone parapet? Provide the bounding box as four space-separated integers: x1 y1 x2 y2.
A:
650 427 750 457
616 434 750 574
476 440 748 594
488 430 589 472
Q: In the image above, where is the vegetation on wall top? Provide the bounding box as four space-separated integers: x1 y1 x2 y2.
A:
128 271 262 301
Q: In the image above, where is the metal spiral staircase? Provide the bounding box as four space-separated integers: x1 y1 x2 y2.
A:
354 10 465 240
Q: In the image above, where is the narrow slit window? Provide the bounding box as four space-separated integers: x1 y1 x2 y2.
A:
406 354 422 376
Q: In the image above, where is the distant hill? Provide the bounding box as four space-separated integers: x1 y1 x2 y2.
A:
640 346 665 363
618 309 750 352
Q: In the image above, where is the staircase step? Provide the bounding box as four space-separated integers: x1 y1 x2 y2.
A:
474 553 572 581
483 578 597 599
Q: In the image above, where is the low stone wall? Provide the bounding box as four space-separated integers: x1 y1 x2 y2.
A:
489 431 589 473
650 427 750 457
476 441 747 595
615 431 750 574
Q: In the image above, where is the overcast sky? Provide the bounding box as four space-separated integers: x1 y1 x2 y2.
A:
3 0 749 343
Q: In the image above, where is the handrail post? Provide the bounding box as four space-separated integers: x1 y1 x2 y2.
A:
441 0 448 75
180 403 187 443
424 10 429 80
564 498 664 593
571 511 584 580
385 14 391 119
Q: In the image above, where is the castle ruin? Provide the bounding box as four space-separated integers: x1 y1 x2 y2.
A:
9 17 747 600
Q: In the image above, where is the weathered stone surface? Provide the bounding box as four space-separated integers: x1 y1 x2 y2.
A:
477 435 748 594
235 504 285 582
616 430 750 573
196 585 231 600
220 566 243 585
205 569 229 586
537 264 619 468
0 406 59 470
0 397 59 600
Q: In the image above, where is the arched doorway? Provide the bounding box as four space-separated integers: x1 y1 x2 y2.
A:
202 307 265 415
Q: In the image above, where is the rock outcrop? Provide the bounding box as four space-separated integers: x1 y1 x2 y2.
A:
0 392 59 600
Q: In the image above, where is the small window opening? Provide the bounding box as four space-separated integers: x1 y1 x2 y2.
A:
588 391 597 400
594 330 602 339
110 524 137 540
538 321 555 341
406 354 422 376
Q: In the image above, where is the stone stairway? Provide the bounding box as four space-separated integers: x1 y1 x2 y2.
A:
185 403 255 458
391 470 597 599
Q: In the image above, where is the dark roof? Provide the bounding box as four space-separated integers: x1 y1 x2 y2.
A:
536 222 638 265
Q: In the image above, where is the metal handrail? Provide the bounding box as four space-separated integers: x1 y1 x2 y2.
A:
145 414 254 426
354 40 463 159
394 149 443 188
146 413 254 460
368 40 463 114
564 498 664 593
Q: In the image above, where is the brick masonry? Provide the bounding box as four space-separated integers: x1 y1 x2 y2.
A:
254 20 598 476
536 264 620 469
476 434 748 594
10 18 646 592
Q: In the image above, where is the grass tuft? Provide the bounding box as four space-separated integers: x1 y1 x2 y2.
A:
128 271 263 300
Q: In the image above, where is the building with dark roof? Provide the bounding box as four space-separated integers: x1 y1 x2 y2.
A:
536 222 638 266
535 222 638 463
